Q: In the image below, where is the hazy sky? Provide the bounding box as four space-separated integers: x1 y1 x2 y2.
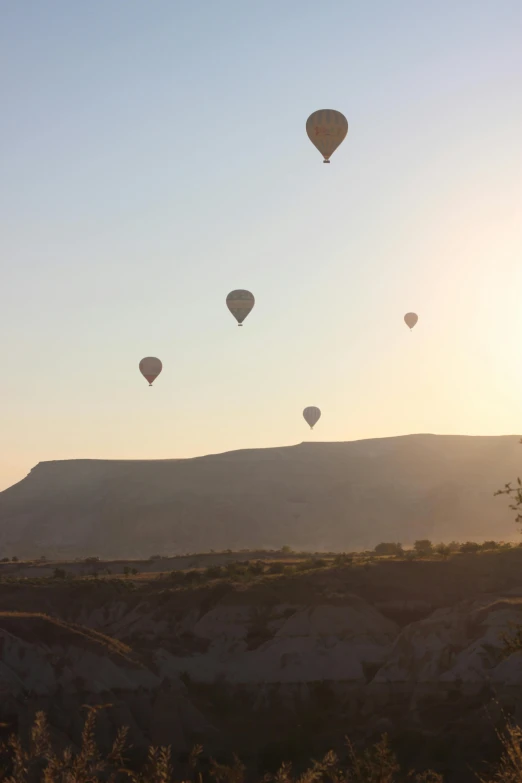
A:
1 1 521 490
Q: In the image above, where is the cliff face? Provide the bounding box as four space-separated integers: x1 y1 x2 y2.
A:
0 612 213 755
0 434 520 558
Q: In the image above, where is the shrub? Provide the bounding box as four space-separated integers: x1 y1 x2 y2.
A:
435 543 451 558
184 569 203 584
246 560 265 576
225 563 247 578
334 553 353 566
499 623 522 658
205 565 225 579
295 559 317 572
169 570 186 585
52 568 67 579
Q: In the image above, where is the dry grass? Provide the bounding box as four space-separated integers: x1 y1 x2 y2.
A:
477 722 522 782
2 710 522 782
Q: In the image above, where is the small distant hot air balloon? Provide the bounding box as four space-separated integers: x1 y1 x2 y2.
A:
404 313 418 330
306 110 348 163
226 290 255 326
139 357 162 386
303 406 321 430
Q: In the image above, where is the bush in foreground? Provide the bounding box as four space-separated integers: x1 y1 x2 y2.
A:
2 708 522 782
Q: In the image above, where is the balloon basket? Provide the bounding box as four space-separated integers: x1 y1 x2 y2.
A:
323 160 330 164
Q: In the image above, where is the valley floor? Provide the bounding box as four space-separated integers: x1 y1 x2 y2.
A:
2 547 522 781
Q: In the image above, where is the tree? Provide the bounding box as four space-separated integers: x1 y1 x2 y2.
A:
53 568 66 579
460 541 480 553
447 541 461 552
374 542 403 556
495 439 522 527
281 545 292 554
481 540 501 550
414 539 433 556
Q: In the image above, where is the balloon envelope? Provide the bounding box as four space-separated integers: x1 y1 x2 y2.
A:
303 406 321 429
226 290 255 325
306 110 348 162
139 357 162 386
404 312 418 330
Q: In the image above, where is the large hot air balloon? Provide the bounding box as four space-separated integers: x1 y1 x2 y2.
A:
226 290 255 326
404 313 418 330
306 110 348 163
139 357 162 386
303 406 321 430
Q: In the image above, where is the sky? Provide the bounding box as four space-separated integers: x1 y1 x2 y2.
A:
0 0 521 490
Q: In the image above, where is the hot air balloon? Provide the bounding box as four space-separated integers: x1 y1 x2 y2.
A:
303 406 321 430
404 313 418 330
306 110 348 163
139 357 162 386
226 290 255 326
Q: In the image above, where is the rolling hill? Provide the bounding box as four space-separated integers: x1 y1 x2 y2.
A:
0 434 521 559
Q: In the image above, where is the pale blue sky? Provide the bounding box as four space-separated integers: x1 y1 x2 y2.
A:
1 0 521 489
